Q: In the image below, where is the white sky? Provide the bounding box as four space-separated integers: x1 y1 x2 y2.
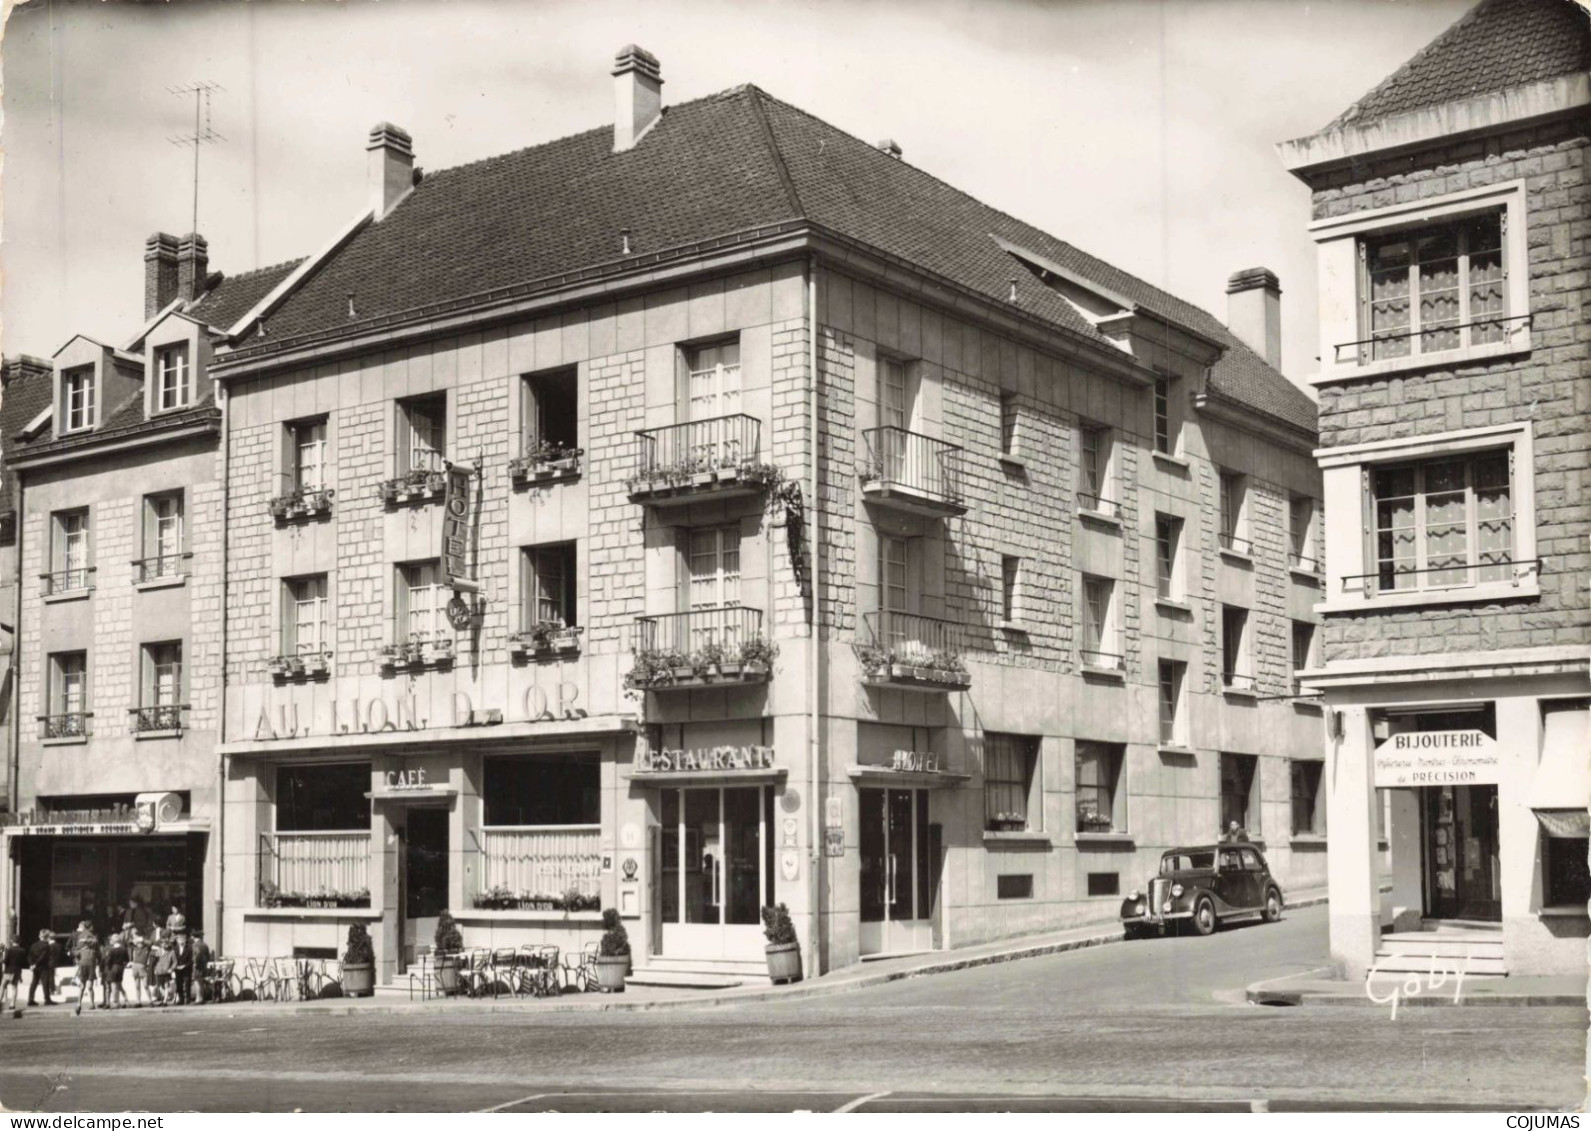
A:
1 0 1472 379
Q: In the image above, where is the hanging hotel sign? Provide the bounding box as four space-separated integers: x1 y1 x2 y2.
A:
634 745 777 774
441 462 478 594
1373 730 1501 787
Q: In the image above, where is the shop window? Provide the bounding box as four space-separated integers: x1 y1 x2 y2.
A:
398 394 446 473
1373 703 1497 742
1291 760 1325 836
288 417 327 493
1087 872 1120 897
996 874 1033 900
284 575 329 656
1289 495 1319 571
63 365 95 432
1155 514 1184 600
522 367 578 457
1359 211 1507 364
1291 621 1315 695
1370 451 1512 595
139 492 185 581
1081 574 1120 670
1221 605 1252 692
483 754 600 826
984 733 1040 832
1077 422 1116 515
688 338 742 421
1076 741 1125 834
396 560 446 645
1218 470 1250 554
1000 555 1021 624
155 344 190 412
1158 660 1186 746
49 509 91 594
275 763 371 832
1220 753 1259 838
1544 837 1590 908
523 543 577 630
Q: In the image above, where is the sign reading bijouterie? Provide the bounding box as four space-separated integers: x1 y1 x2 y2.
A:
634 745 777 773
1373 730 1501 787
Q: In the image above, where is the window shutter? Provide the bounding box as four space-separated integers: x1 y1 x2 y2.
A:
562 545 578 626
142 497 156 562
1359 467 1376 597
1507 447 1518 578
282 582 295 655
395 567 409 640
1356 240 1370 364
522 378 540 454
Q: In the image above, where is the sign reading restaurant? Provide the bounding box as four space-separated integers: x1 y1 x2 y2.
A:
634 745 777 774
1373 729 1501 788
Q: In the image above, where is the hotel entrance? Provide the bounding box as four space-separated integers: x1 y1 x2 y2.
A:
859 788 936 957
658 786 774 961
1422 784 1501 921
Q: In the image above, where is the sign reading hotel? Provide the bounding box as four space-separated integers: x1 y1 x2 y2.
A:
1373 729 1501 787
442 462 477 593
634 745 776 774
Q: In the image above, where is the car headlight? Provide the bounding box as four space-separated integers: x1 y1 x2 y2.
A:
1163 900 1173 912
1134 900 1145 915
1171 883 1184 897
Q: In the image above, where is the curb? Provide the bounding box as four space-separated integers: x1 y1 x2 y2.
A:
1246 961 1587 1009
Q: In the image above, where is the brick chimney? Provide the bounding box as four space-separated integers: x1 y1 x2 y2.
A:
367 122 415 221
176 233 209 305
1225 267 1282 371
612 45 663 153
1 354 52 387
145 233 181 319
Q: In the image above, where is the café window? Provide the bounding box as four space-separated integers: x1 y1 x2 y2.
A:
1220 753 1259 837
1158 660 1186 747
1371 451 1512 594
155 344 190 412
482 754 600 826
1359 212 1507 364
523 543 577 629
984 733 1039 833
522 367 578 457
399 394 446 473
1291 760 1325 837
275 763 371 832
1076 741 1125 834
1155 514 1184 600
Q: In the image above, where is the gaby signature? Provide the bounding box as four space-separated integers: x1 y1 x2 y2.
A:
1365 955 1469 1019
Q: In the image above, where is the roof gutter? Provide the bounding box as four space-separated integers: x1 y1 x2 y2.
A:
9 419 220 471
1193 387 1317 455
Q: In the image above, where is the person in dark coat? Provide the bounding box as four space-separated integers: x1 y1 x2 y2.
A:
2 933 26 1010
171 931 194 1006
26 930 57 1006
102 933 129 1009
190 932 213 1004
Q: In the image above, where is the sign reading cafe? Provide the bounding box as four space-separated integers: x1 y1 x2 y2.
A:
1373 729 1501 788
635 745 777 774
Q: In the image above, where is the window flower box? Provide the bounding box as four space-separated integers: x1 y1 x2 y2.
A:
269 652 331 681
378 469 446 506
380 636 453 672
508 624 583 659
508 445 583 485
268 488 335 523
624 631 777 692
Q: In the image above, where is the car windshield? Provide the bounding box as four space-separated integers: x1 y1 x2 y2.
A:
1160 851 1215 875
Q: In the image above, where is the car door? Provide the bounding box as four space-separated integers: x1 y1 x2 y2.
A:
1238 848 1266 909
1215 849 1246 909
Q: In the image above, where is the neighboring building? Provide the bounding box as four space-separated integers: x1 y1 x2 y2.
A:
1281 0 1590 977
205 48 1322 983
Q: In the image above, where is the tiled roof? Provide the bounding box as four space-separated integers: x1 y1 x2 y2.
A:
188 258 305 332
1328 0 1591 130
236 85 1315 435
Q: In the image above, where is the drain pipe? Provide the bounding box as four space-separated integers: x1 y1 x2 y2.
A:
805 256 822 977
8 469 25 937
214 377 230 954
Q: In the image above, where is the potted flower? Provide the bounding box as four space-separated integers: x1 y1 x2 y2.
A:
761 903 802 984
694 640 728 680
342 922 376 998
433 910 464 996
738 636 779 676
594 908 630 992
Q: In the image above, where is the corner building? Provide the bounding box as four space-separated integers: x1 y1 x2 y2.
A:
208 51 1327 982
1282 0 1590 977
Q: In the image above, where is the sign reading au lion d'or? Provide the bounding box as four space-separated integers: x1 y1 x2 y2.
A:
1373 730 1501 787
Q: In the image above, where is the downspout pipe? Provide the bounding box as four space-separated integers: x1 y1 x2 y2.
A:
214 377 229 953
805 256 822 977
8 469 24 938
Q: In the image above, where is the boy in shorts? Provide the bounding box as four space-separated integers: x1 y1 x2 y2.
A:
73 932 100 1014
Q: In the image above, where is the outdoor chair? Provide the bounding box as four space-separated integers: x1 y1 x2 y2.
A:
561 942 599 993
488 947 520 998
204 958 236 1003
245 957 281 1001
531 945 560 997
318 958 342 998
462 947 494 998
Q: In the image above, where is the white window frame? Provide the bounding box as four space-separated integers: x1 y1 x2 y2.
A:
51 652 87 716
1218 470 1249 555
1080 574 1119 669
156 345 191 412
1075 740 1125 835
1078 422 1114 513
63 367 95 432
1288 495 1318 572
144 641 182 709
55 510 90 591
686 525 741 613
1000 555 1021 625
879 355 908 432
146 493 184 573
1221 604 1252 691
292 419 327 493
399 561 446 644
1152 376 1172 455
401 397 446 473
1291 620 1315 695
985 733 1041 833
687 340 742 422
287 575 329 657
1306 180 1530 385
1154 513 1184 601
1157 659 1187 747
1317 421 1537 612
524 544 576 629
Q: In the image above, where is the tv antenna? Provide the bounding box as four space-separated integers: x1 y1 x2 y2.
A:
168 81 225 238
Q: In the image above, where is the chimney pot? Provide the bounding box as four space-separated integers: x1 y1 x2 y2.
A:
176 233 210 307
612 45 663 153
367 122 415 221
144 233 181 319
1225 267 1283 371
877 138 902 159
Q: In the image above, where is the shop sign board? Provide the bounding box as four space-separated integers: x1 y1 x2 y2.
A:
891 750 939 773
635 745 777 773
1373 730 1501 787
249 683 584 742
442 463 477 593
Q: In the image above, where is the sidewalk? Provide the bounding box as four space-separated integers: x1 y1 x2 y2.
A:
10 888 1331 1019
1247 968 1588 1009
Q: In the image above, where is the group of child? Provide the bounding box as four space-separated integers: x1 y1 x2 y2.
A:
1 920 213 1012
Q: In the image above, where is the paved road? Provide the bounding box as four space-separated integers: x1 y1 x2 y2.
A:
1 906 1583 1113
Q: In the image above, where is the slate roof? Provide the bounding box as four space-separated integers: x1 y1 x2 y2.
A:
1327 0 1591 130
230 85 1316 435
188 258 305 332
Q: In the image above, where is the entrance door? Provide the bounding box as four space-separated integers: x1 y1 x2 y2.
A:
404 808 449 968
1423 784 1501 921
659 786 771 961
859 788 934 957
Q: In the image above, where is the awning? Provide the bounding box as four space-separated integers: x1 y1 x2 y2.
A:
1530 701 1589 839
847 766 971 790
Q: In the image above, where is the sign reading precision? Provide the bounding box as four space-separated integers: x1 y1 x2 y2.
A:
634 745 777 774
1373 729 1501 787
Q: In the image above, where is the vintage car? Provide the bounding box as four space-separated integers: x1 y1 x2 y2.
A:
1120 844 1283 937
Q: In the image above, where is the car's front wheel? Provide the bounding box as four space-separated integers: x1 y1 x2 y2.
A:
1191 897 1216 936
1263 888 1282 923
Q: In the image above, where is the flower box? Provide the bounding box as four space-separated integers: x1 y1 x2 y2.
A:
269 488 335 522
508 625 583 659
378 471 446 506
509 448 583 485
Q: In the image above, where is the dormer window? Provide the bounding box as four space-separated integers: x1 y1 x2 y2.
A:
156 344 191 412
63 366 95 432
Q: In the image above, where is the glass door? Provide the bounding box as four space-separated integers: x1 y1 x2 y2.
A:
859 788 934 957
403 807 449 971
1423 784 1501 922
660 787 771 961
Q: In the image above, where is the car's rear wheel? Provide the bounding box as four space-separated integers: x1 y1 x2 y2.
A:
1191 897 1216 936
1263 888 1282 923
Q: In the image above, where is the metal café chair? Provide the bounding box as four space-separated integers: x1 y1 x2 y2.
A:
561 941 599 993
489 947 520 998
463 947 494 998
205 958 236 1003
532 945 560 997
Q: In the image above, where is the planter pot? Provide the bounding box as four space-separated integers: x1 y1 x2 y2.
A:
765 942 803 984
342 961 375 998
594 954 630 993
435 954 464 996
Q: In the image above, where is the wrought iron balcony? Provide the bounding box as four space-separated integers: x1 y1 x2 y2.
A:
41 567 94 596
38 712 90 740
627 415 775 505
133 553 191 584
626 606 774 691
130 704 187 733
860 427 967 518
859 610 971 692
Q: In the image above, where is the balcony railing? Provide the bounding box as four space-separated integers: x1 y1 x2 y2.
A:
39 712 90 740
1077 492 1120 518
1218 532 1253 555
1222 671 1257 693
1343 557 1542 597
1289 550 1321 573
627 606 773 690
130 704 186 733
479 826 602 903
1332 313 1531 365
133 553 191 583
1080 649 1124 672
628 415 773 504
259 831 371 907
41 567 94 595
860 610 971 692
860 427 966 517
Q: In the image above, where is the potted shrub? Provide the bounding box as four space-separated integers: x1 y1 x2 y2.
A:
738 636 779 677
694 640 728 680
761 903 802 984
342 922 376 998
433 910 464 996
594 908 631 992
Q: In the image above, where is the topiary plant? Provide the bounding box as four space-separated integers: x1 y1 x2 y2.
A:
598 908 630 957
434 909 463 954
343 922 375 966
761 903 798 947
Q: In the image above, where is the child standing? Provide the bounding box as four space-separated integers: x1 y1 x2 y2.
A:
127 931 151 1007
102 933 129 1009
73 932 100 1015
152 937 176 1006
